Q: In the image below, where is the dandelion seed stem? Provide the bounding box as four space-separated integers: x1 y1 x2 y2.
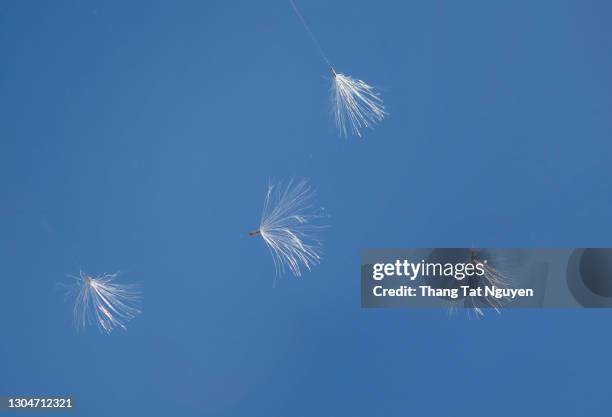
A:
249 230 261 237
289 0 332 68
470 250 476 263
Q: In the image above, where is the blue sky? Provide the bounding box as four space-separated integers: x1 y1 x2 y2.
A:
1 0 612 415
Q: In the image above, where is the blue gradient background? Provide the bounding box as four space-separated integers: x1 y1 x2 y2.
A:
1 1 611 415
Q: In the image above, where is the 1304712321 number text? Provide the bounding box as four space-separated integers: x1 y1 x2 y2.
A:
2 397 74 410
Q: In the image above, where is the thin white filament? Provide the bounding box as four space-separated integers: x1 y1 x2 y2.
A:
70 271 141 333
332 72 386 138
289 0 331 67
256 179 325 278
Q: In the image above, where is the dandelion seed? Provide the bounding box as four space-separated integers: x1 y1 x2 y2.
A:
67 271 141 334
250 179 326 279
331 69 386 137
465 251 512 317
290 0 386 137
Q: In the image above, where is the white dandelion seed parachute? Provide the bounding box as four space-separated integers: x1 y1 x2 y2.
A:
465 251 512 318
250 179 326 278
68 271 141 334
289 0 386 137
331 69 386 137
